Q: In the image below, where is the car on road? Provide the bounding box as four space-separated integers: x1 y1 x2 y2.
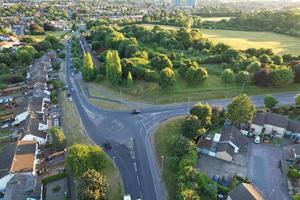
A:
71 88 75 92
103 142 112 149
131 109 141 114
254 135 261 144
123 194 131 200
68 97 73 102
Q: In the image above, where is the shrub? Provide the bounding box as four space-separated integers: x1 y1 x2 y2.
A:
271 67 294 87
221 69 234 83
296 94 300 105
293 64 300 83
144 70 159 82
42 172 67 184
235 71 250 83
254 68 272 87
158 67 176 89
287 166 300 180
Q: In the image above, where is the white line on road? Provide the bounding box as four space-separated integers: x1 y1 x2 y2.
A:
136 175 140 186
133 162 137 172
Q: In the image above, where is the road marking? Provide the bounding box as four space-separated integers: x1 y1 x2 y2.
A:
136 175 140 186
130 151 135 160
133 162 137 172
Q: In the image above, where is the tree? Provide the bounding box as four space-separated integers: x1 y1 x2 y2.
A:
254 68 272 87
221 69 234 83
259 54 272 64
82 53 95 81
179 188 200 200
271 67 294 87
158 67 176 89
272 55 283 65
79 169 108 200
181 115 202 140
150 54 173 70
127 71 133 87
235 71 250 83
227 94 256 125
293 64 300 83
66 144 107 176
190 103 212 128
49 127 65 151
264 95 278 109
185 66 208 85
170 135 191 157
295 94 300 105
105 50 122 85
246 61 261 74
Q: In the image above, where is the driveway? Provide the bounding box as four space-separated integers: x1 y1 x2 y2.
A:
248 143 290 200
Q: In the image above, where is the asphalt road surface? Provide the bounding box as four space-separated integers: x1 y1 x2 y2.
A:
66 38 299 200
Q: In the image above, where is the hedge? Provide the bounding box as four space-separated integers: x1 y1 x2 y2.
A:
42 172 67 185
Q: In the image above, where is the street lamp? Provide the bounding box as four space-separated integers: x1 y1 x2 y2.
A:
161 155 164 175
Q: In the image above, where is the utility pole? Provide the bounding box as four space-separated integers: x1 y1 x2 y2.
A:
187 96 190 114
241 81 245 94
161 155 164 175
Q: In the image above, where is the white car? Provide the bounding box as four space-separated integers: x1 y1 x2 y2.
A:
254 135 261 144
68 97 73 102
123 194 131 200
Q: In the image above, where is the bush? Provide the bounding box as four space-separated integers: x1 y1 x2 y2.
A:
296 94 300 105
221 69 234 83
144 70 159 82
158 67 176 89
42 172 67 185
271 67 294 87
287 166 300 179
294 64 300 83
235 71 250 83
254 68 272 87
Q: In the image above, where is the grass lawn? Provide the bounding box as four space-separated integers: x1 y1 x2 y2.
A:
89 98 131 111
22 30 69 42
153 117 184 200
139 24 300 55
93 69 300 104
60 92 123 199
0 129 12 137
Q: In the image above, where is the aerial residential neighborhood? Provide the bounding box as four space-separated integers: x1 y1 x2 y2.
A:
0 0 300 200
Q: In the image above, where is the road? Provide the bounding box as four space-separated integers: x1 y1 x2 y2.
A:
66 38 298 200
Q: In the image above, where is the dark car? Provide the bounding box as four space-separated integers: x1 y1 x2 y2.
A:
132 109 141 114
103 142 112 149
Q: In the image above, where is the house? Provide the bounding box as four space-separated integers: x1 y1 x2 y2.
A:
0 140 38 191
227 183 264 200
287 121 300 142
4 174 41 200
216 143 235 162
250 112 288 138
218 126 244 154
197 138 217 157
250 113 265 135
197 127 245 162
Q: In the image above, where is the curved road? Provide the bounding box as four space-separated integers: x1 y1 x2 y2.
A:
65 39 299 200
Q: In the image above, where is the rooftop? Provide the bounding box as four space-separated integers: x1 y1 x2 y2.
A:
10 140 37 174
228 183 264 200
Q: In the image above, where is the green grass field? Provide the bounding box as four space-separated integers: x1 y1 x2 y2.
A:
22 30 69 42
139 24 300 55
92 68 300 104
153 117 184 200
60 92 123 200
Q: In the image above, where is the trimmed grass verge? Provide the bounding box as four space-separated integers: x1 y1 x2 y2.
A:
153 117 184 200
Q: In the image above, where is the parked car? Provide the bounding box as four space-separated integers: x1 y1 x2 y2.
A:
254 135 261 144
103 142 112 149
212 175 220 183
68 97 73 102
131 109 141 115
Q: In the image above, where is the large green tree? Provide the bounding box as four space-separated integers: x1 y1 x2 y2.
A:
221 69 234 84
105 50 122 85
66 144 107 176
49 127 65 152
227 94 256 125
190 103 212 128
79 169 108 200
158 67 176 89
185 66 208 85
150 54 173 70
82 53 95 81
271 67 294 87
181 115 202 140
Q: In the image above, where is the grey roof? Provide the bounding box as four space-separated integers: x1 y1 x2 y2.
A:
4 174 41 200
252 113 265 126
228 183 264 200
265 112 288 129
217 142 234 157
288 120 300 133
0 142 17 178
220 126 244 147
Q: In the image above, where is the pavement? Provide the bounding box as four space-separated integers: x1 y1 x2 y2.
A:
64 36 299 200
248 143 290 200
